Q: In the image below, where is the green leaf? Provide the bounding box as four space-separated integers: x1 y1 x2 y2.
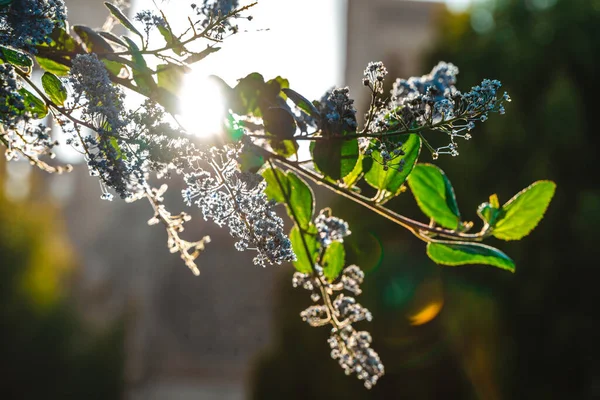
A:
343 153 366 187
184 46 220 64
282 88 319 118
290 225 318 273
102 59 124 76
492 180 556 240
322 242 345 281
262 167 288 203
0 46 33 68
41 72 67 106
157 24 186 55
18 88 48 118
156 63 188 94
311 138 359 181
408 163 461 229
286 172 315 229
426 241 515 272
0 0 14 7
262 168 314 229
104 2 144 41
364 134 422 194
122 36 156 94
36 57 70 76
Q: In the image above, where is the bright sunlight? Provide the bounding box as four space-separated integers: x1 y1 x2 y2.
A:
178 71 226 137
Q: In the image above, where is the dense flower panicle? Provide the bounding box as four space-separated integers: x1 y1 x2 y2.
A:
316 87 358 135
69 54 150 199
0 0 67 53
293 257 384 387
333 293 372 323
69 53 125 133
328 326 385 389
365 62 510 158
184 146 295 267
315 209 351 246
392 61 459 104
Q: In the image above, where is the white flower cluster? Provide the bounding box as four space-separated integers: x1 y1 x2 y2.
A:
314 209 352 246
293 262 384 389
183 145 295 267
364 61 509 160
362 61 388 94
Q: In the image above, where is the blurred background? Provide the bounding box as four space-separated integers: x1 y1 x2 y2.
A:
2 0 599 399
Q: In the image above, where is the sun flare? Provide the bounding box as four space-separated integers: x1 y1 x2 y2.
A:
178 71 226 137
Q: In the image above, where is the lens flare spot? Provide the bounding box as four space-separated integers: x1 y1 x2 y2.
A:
408 300 444 326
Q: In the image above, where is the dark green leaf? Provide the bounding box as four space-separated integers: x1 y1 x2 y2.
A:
232 72 266 116
0 0 14 7
267 76 289 99
282 88 319 118
322 242 345 281
270 139 299 158
0 46 33 68
98 31 128 47
364 134 421 194
492 180 556 240
104 2 144 41
426 241 515 272
72 25 113 54
408 163 461 229
264 107 296 139
41 72 67 106
17 88 48 118
290 225 318 273
311 138 359 181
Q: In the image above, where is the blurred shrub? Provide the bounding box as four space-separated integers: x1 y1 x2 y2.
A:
427 0 600 398
0 166 125 400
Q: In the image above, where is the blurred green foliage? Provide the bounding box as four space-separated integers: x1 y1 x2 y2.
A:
0 166 125 399
251 0 599 398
